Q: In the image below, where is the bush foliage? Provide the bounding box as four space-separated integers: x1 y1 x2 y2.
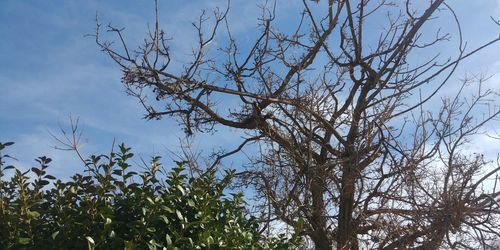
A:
0 142 299 249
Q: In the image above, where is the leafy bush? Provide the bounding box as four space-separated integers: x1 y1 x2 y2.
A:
0 142 299 249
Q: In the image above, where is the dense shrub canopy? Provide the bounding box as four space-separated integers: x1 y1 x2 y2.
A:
0 142 300 249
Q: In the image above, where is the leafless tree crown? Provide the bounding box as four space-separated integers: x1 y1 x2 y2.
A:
95 0 500 249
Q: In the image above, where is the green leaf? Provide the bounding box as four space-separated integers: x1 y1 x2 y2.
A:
176 185 185 195
31 167 42 176
207 235 214 245
175 209 184 220
86 236 95 250
86 236 95 244
105 217 112 226
18 237 31 245
165 234 172 246
147 197 155 205
162 206 174 213
187 199 195 207
159 215 169 225
147 239 158 250
38 179 50 186
27 210 40 219
44 174 57 180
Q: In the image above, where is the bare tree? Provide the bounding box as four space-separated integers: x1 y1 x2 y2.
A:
94 0 500 249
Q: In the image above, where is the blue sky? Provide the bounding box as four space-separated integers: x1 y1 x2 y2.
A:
0 0 281 178
1 0 500 178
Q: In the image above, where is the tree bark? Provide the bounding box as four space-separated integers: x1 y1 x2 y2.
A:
337 162 357 250
309 172 331 249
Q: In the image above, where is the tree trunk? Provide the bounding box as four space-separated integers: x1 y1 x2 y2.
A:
310 233 332 250
309 171 332 249
337 162 357 249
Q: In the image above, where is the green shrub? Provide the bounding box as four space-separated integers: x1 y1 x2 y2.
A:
0 142 299 249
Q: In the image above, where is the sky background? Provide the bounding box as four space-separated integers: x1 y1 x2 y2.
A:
1 0 500 179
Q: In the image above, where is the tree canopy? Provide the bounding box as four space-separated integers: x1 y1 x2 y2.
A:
95 0 500 248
